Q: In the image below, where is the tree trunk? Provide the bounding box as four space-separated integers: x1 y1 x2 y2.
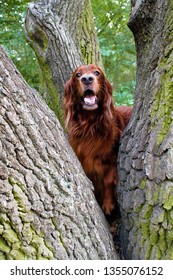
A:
25 0 102 123
118 0 173 259
0 46 118 260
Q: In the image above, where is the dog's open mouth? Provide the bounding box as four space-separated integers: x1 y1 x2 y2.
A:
82 90 98 110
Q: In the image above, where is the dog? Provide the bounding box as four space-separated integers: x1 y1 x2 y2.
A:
63 64 132 214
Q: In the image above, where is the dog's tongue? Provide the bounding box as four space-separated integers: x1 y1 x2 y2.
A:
84 96 96 105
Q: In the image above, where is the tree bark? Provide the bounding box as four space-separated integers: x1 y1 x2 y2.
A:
118 0 173 259
0 46 118 260
25 0 102 123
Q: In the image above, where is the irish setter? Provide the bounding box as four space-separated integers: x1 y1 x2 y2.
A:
63 64 132 215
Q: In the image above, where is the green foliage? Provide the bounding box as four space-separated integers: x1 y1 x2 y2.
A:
114 81 135 106
0 0 41 90
92 0 136 105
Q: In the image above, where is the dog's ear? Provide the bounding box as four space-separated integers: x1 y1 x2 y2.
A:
64 78 74 99
104 78 113 97
102 78 114 118
63 78 75 128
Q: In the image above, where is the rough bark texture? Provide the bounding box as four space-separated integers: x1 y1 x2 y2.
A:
0 46 118 260
118 0 173 259
25 0 102 122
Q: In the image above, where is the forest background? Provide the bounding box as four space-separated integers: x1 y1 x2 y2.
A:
0 0 136 106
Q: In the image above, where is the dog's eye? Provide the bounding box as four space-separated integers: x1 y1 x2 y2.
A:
94 71 100 76
76 73 81 78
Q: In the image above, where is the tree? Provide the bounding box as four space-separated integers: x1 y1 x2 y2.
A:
0 45 118 260
118 0 173 259
25 0 102 123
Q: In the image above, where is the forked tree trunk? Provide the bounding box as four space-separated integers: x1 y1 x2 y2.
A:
0 46 118 260
25 0 102 122
118 0 173 259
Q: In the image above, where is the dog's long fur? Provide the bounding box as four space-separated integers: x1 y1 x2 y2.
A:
63 64 132 214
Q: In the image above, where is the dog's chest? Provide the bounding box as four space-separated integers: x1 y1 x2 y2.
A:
76 133 114 159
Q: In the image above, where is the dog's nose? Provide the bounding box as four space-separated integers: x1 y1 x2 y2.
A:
81 75 94 85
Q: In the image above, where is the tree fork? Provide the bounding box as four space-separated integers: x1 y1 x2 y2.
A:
25 0 102 123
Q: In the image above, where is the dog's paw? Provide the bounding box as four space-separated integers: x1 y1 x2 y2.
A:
102 199 114 215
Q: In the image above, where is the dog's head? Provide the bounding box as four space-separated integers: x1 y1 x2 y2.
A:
64 64 113 111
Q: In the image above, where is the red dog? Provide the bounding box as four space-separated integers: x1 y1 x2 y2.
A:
63 64 132 214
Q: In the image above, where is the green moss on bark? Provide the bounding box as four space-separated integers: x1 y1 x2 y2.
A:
158 227 167 254
150 7 173 146
26 25 63 125
140 203 153 219
79 0 101 66
37 60 64 124
0 236 10 254
162 184 173 210
0 176 55 260
139 180 147 190
149 224 159 245
143 240 152 259
139 218 150 239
